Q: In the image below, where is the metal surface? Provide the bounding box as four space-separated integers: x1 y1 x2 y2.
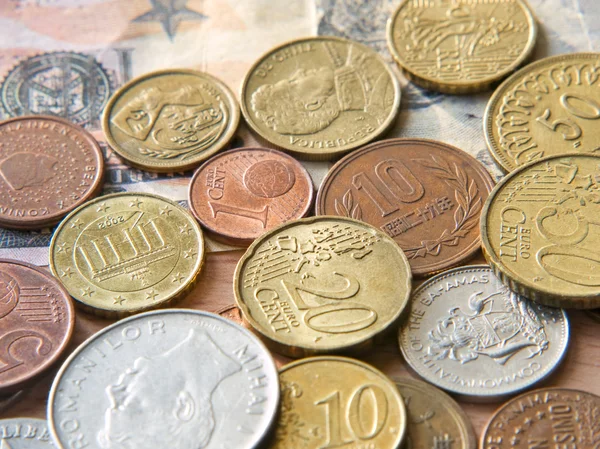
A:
0 418 54 447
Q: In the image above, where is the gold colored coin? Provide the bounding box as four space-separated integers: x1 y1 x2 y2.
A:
484 53 600 172
393 377 476 449
387 0 537 94
50 193 204 317
481 154 600 308
102 69 239 172
270 356 406 449
240 36 401 160
234 216 412 357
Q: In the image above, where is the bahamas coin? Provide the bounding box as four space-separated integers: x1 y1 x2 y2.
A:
240 36 400 160
387 0 537 93
48 309 279 449
316 138 494 277
269 356 406 449
399 265 569 401
485 53 600 172
481 154 600 308
49 193 204 317
0 418 54 448
234 216 412 357
102 69 239 172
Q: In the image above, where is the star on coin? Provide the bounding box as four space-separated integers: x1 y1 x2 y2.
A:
96 203 109 212
81 287 94 297
146 289 158 300
70 219 84 229
159 206 173 216
132 0 208 40
183 249 197 259
129 198 143 208
113 295 126 305
56 243 71 253
61 267 74 278
179 223 192 234
172 272 185 283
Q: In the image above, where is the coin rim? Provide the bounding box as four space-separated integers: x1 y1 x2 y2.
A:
239 36 401 160
480 153 600 307
47 308 280 449
483 52 600 172
399 264 570 400
386 0 538 94
315 138 495 277
102 69 240 173
48 192 205 316
188 147 315 246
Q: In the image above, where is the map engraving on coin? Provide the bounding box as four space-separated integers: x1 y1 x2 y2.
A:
0 418 54 448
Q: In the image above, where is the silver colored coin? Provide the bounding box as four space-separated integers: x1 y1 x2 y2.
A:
0 390 24 415
399 265 569 401
0 418 54 447
48 310 279 449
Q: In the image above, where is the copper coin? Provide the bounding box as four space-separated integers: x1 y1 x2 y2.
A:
481 388 600 449
188 147 314 245
0 259 75 394
0 116 104 229
316 138 495 276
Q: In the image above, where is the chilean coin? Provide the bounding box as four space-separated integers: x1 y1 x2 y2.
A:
48 310 279 449
399 265 569 401
0 418 54 448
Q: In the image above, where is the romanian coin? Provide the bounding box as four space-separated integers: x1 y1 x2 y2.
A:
387 0 537 94
240 36 400 160
189 147 314 246
481 154 600 308
481 388 600 449
234 216 412 357
269 356 406 449
316 138 494 277
0 259 75 395
49 309 279 449
393 377 476 449
0 116 104 229
102 69 239 172
49 193 204 317
0 418 54 448
485 53 600 172
399 265 569 401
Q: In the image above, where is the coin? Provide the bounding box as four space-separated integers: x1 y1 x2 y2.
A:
393 377 476 449
387 0 537 94
0 116 104 229
102 69 239 172
399 265 569 401
49 193 204 317
189 147 314 246
481 154 600 308
269 356 406 449
316 138 495 277
484 53 600 172
240 36 401 160
48 309 279 449
0 418 54 447
0 259 75 395
481 388 600 449
234 216 412 357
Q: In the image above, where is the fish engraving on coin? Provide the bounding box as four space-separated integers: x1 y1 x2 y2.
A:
316 138 495 276
485 53 600 172
0 259 75 395
481 154 600 308
103 69 239 172
387 0 537 93
49 310 279 449
189 148 314 245
0 116 104 229
49 193 204 316
0 418 54 448
399 265 569 400
241 36 400 160
234 216 412 357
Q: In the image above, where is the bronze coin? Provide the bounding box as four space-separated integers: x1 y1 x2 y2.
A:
0 116 104 229
0 259 75 394
188 147 314 246
316 138 495 276
481 388 600 449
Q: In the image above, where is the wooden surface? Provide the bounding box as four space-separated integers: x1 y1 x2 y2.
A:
1 249 599 440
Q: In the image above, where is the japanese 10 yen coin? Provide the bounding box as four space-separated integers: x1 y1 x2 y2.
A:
399 265 569 401
240 36 400 160
234 216 412 357
269 356 406 449
316 138 495 277
0 418 55 448
49 193 204 317
48 310 280 449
